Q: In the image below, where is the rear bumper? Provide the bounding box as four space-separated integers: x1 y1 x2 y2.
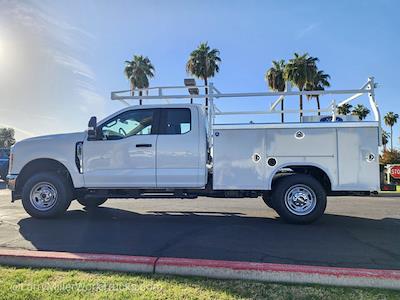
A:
6 175 17 191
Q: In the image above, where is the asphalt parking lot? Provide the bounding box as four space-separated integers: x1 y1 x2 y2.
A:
0 181 399 270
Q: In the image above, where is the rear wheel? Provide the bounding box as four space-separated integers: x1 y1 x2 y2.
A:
22 172 72 218
262 193 275 208
272 174 326 224
77 197 107 209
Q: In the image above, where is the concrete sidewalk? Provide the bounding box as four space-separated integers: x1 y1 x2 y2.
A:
0 248 399 290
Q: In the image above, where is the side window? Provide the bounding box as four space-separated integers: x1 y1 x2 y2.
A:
161 108 191 135
100 109 155 140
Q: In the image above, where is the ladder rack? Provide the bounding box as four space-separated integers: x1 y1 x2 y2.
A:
111 77 381 145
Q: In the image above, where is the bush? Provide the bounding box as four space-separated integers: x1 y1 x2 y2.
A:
380 149 400 165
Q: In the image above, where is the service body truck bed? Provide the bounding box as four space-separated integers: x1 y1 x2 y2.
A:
213 122 379 191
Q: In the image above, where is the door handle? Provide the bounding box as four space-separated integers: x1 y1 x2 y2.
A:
136 144 152 148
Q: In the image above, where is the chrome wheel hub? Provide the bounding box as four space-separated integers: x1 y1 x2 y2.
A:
284 184 316 216
29 182 58 211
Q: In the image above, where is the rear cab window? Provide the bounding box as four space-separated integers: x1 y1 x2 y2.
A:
160 108 191 135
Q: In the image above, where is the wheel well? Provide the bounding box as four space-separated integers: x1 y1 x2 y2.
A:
16 159 73 194
272 165 332 192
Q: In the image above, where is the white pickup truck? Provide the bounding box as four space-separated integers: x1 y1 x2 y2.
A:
7 78 381 224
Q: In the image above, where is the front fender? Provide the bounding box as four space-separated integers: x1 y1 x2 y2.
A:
10 133 85 188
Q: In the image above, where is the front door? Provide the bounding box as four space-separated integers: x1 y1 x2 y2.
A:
83 108 159 188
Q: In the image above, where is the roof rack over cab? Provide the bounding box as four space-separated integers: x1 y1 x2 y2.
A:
111 77 380 145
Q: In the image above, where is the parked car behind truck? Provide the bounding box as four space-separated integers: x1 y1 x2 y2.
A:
7 79 381 224
0 148 10 182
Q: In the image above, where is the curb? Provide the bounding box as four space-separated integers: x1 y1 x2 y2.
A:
156 257 400 290
1 249 400 289
0 249 156 273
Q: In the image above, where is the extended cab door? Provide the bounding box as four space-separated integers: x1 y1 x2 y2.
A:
83 108 159 188
156 107 207 188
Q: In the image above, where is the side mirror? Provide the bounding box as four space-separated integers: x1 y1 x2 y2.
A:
87 116 97 140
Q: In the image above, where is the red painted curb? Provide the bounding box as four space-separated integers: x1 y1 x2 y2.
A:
0 248 400 282
157 257 400 280
0 249 156 266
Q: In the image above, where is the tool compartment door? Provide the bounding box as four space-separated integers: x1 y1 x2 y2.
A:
213 129 268 190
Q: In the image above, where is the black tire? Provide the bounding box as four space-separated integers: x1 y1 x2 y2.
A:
262 173 294 209
22 172 72 218
77 197 107 209
272 174 326 224
262 193 275 208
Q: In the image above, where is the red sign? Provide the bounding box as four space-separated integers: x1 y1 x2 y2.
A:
390 166 400 179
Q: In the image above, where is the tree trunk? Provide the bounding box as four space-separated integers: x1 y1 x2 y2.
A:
316 96 321 116
281 99 284 123
299 94 303 122
204 77 208 111
130 82 134 96
391 126 393 151
139 90 143 106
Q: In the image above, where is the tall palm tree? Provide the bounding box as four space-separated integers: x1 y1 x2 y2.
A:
304 70 330 116
284 53 318 121
337 103 352 115
382 130 390 151
186 42 221 109
352 104 370 120
384 112 399 150
266 60 286 122
124 55 155 105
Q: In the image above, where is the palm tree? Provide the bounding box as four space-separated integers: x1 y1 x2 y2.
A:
186 42 221 109
384 112 399 150
337 103 352 115
124 55 155 105
352 104 370 120
304 70 330 116
266 60 286 122
284 53 318 121
382 130 390 151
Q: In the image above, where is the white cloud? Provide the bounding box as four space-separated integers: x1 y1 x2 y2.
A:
0 1 94 44
295 23 320 40
0 0 104 140
0 122 35 138
53 53 95 80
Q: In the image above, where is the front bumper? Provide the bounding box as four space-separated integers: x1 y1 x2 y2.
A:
6 174 17 191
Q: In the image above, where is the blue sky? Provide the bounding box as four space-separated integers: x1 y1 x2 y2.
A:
0 0 399 146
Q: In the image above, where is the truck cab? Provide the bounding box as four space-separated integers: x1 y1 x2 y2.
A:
82 104 207 189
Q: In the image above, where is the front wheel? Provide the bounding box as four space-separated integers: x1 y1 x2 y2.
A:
272 174 327 224
22 172 72 218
